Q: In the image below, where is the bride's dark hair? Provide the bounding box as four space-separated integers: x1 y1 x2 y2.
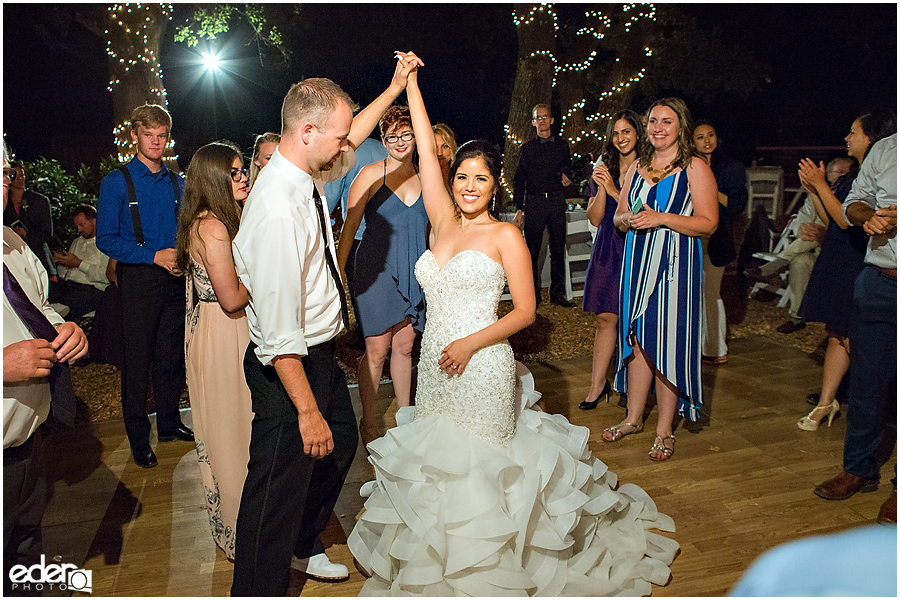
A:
449 140 504 220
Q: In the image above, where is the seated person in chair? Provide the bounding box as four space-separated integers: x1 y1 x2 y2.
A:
746 157 852 333
49 204 111 320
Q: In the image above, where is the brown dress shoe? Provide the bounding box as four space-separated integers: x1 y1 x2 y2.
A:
815 471 879 500
877 489 897 525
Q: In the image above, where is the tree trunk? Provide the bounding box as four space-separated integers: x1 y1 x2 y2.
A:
105 4 179 170
502 5 557 206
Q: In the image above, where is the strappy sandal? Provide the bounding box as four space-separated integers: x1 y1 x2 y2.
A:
649 435 675 461
601 420 643 442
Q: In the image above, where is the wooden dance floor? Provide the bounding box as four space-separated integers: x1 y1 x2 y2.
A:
41 335 895 596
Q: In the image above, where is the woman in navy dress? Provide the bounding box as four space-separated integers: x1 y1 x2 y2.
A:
579 110 643 410
692 121 748 365
337 105 427 445
795 111 895 431
605 98 718 461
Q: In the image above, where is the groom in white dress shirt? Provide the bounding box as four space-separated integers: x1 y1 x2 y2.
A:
231 54 421 595
231 76 356 598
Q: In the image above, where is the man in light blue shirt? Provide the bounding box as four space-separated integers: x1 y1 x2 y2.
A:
730 525 896 596
816 131 897 524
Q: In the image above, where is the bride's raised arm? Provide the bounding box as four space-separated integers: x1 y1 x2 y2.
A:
402 56 456 236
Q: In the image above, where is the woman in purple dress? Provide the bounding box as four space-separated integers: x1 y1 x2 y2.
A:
579 110 644 410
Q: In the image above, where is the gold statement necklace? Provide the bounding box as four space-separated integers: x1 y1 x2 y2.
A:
647 161 676 183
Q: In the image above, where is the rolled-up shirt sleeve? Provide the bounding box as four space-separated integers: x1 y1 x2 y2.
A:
233 212 313 365
74 240 110 286
842 159 879 222
840 135 897 266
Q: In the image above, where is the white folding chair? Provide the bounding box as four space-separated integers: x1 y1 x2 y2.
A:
748 214 796 307
746 167 784 219
563 218 594 301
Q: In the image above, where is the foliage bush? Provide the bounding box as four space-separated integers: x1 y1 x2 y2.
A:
23 156 121 246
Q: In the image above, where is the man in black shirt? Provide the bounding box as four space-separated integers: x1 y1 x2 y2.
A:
513 104 573 307
3 162 56 278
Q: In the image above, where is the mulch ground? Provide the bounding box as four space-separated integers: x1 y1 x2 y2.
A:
70 273 827 424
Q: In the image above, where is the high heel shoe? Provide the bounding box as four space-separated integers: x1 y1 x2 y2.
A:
797 400 840 431
579 380 612 410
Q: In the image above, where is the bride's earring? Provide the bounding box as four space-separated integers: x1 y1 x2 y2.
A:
491 193 497 213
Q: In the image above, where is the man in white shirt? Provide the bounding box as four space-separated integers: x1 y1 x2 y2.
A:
231 54 422 596
815 131 897 524
50 204 111 320
3 145 88 595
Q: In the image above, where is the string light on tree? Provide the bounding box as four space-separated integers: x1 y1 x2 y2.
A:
499 170 514 200
596 68 647 104
512 4 559 30
106 3 177 162
504 3 657 190
566 5 656 153
504 125 524 147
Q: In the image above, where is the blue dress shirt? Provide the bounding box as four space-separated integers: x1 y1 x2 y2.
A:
323 137 388 241
96 156 184 264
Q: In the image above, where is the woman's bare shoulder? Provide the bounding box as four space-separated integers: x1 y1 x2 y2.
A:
196 215 228 241
488 220 527 248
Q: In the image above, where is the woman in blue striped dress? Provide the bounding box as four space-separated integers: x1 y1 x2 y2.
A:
602 98 718 461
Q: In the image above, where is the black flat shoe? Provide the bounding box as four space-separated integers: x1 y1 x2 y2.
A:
579 380 611 410
777 319 806 334
132 447 158 469
550 297 575 308
159 424 194 442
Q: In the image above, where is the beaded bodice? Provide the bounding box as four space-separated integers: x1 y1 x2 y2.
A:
413 250 516 445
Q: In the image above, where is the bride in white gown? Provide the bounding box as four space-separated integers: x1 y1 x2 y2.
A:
348 53 679 597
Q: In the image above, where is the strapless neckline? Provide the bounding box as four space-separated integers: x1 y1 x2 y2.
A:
423 248 503 271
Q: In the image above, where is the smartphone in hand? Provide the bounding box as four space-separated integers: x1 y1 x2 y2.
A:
629 194 643 215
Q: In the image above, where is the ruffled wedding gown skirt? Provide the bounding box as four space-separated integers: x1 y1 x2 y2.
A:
348 250 678 596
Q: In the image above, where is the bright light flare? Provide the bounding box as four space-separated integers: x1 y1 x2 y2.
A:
201 52 221 72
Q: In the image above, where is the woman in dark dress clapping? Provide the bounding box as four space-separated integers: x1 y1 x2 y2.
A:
795 111 896 431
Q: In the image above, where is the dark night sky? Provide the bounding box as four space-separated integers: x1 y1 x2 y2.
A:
2 3 897 174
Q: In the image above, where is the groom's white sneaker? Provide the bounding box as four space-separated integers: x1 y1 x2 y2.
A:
360 480 377 498
291 553 349 581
